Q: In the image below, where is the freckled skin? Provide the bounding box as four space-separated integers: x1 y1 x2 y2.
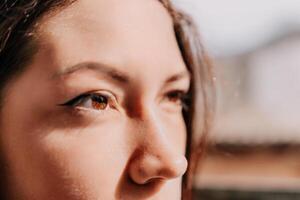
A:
0 0 190 199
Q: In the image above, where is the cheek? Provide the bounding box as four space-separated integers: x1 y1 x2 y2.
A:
1 103 130 199
38 122 130 197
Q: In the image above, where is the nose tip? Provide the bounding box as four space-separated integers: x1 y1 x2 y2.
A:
129 151 188 185
158 156 188 180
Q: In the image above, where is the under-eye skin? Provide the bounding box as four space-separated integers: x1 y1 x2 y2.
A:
59 91 118 112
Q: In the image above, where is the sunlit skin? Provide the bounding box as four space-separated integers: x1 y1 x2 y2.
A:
0 0 191 199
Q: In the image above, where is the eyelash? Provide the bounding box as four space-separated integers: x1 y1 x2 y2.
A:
60 92 116 111
165 90 190 110
60 90 190 112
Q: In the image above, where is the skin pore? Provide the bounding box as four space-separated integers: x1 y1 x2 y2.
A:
0 0 191 199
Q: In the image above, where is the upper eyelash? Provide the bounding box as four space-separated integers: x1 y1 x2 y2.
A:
166 90 191 109
59 94 88 107
167 90 190 100
59 93 109 107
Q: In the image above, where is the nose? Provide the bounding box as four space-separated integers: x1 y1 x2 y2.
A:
129 150 187 185
128 117 188 185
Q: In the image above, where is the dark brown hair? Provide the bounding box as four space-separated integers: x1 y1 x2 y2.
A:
0 1 215 199
161 1 215 199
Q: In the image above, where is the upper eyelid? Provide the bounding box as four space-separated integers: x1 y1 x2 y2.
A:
162 80 190 92
164 88 190 96
158 89 190 102
59 90 117 106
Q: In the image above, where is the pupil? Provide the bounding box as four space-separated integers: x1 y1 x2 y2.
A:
169 93 179 101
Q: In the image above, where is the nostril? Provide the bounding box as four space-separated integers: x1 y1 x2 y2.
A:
144 176 166 184
128 169 165 187
129 154 162 185
129 164 149 185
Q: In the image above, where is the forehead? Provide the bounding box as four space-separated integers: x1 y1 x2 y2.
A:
35 0 186 79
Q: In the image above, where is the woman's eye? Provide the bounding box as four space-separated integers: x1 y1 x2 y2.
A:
88 94 109 110
60 92 115 111
165 90 190 107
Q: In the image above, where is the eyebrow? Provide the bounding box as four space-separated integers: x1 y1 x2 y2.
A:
165 70 191 84
52 61 190 85
52 62 130 84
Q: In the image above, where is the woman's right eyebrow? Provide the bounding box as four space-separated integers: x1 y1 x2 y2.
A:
51 61 130 85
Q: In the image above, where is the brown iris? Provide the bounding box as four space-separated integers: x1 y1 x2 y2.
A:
91 95 108 110
167 91 184 105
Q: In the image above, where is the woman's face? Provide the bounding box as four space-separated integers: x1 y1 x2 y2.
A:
1 0 190 199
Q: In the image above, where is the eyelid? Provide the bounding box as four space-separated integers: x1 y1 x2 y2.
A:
58 90 118 109
162 89 191 107
165 88 189 97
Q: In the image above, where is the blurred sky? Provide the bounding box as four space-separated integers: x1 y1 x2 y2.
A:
173 0 300 57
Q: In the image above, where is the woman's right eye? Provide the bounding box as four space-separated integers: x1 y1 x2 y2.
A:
60 92 116 111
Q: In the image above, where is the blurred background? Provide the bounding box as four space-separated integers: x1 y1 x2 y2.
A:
173 0 300 199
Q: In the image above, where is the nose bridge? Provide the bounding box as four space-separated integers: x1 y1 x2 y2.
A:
138 104 175 155
140 103 185 163
142 108 166 150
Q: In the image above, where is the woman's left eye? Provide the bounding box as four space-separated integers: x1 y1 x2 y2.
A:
165 90 190 107
60 92 116 111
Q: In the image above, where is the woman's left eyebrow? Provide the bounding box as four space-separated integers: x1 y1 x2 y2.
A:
164 70 191 84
